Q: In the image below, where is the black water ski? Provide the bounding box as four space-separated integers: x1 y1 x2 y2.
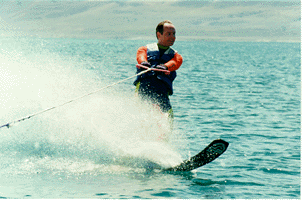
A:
164 139 229 172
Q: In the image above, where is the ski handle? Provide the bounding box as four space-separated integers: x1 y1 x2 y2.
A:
136 64 170 75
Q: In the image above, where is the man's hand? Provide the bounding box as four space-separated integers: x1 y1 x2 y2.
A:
155 64 170 75
155 64 168 70
140 61 151 68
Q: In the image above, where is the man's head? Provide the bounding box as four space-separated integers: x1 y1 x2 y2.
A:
156 20 176 47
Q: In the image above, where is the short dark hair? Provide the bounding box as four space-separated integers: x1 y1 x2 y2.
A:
156 20 173 38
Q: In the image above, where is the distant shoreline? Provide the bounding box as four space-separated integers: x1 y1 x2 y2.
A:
1 34 300 43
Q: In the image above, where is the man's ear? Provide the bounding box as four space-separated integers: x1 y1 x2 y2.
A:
156 31 161 39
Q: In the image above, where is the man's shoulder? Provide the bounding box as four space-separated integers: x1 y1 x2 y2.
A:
167 47 177 54
146 43 158 50
137 46 148 51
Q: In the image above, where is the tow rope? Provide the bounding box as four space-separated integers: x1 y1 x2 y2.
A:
0 66 157 129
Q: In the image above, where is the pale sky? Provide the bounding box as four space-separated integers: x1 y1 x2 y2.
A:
0 0 300 42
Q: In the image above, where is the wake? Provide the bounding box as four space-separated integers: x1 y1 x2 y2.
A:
0 46 183 174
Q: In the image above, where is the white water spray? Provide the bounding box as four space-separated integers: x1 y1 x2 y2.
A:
0 40 183 173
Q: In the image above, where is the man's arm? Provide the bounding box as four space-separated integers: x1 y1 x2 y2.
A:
136 46 148 64
165 53 183 71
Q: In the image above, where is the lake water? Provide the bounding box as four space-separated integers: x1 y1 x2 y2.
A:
0 37 300 199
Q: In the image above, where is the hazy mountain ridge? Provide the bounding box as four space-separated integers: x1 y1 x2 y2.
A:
0 1 300 42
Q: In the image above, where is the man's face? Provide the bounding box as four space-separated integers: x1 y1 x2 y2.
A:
157 23 176 47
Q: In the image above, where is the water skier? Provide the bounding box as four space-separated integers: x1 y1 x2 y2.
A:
134 20 183 118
